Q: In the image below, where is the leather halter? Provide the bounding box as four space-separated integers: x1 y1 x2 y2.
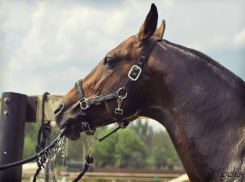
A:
75 36 160 135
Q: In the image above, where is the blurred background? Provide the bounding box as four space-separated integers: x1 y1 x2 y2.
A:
23 119 185 181
0 0 244 181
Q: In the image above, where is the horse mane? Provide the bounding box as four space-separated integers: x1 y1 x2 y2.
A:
162 39 245 97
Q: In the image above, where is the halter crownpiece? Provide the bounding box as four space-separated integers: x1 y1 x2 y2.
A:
75 36 160 135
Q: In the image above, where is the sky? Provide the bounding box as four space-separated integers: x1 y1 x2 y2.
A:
0 0 245 131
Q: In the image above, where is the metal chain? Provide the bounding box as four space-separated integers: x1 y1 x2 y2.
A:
89 140 93 156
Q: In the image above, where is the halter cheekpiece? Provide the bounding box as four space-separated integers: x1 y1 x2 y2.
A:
75 36 160 135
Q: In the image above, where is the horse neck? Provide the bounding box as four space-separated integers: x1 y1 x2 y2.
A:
143 40 245 181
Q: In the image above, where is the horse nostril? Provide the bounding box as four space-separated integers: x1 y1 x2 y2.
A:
54 103 64 115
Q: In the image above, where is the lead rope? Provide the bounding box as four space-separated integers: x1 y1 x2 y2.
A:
72 150 94 182
72 126 121 181
47 127 57 182
33 92 57 182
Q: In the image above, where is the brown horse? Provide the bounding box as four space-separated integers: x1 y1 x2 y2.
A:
55 4 245 182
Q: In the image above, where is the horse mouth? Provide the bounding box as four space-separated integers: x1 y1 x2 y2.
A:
56 116 83 141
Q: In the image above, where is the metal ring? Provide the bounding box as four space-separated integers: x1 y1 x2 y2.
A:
80 98 90 110
82 122 91 131
117 87 127 100
87 134 99 143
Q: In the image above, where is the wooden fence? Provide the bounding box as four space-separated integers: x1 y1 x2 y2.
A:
22 163 188 182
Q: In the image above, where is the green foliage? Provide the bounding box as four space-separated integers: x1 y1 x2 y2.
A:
129 119 182 169
23 123 40 158
23 135 36 158
152 131 182 169
115 129 148 168
92 127 148 168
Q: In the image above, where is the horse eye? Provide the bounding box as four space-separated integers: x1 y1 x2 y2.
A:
104 57 114 66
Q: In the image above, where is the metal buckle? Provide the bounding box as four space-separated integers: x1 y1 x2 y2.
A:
128 65 142 81
80 97 90 110
115 108 123 115
82 122 91 131
82 122 97 136
117 88 127 100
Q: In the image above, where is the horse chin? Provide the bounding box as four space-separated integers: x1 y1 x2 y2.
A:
57 117 82 141
63 125 81 141
63 124 81 141
65 133 81 141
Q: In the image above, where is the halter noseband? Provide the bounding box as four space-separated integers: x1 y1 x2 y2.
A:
75 36 160 135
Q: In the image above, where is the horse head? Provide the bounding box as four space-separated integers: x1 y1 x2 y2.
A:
54 4 165 140
54 3 245 181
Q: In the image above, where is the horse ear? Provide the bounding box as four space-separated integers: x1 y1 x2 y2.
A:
136 4 158 42
154 20 166 39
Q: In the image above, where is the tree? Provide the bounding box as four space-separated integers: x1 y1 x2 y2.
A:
114 129 148 168
152 131 182 169
23 123 40 158
129 119 154 151
23 135 36 158
92 127 149 168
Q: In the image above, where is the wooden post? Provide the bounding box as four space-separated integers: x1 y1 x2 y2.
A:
0 92 27 182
